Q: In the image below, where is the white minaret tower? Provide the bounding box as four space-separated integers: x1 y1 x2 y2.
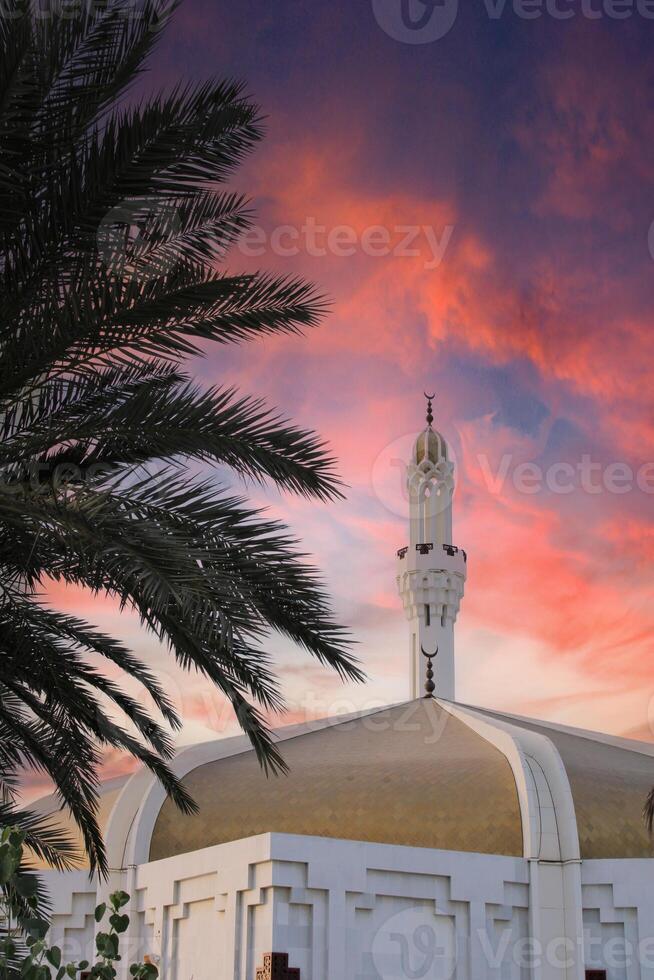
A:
396 394 467 700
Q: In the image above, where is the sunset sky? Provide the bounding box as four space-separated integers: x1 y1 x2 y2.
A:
45 0 654 777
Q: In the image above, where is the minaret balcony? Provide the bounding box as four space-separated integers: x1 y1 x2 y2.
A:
396 542 467 576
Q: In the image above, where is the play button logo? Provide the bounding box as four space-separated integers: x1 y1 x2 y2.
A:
372 0 459 43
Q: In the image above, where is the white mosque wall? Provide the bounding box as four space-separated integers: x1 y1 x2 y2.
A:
37 837 654 979
266 833 530 980
39 869 97 967
41 833 532 980
581 860 654 980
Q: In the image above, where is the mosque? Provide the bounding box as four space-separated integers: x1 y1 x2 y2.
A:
36 399 654 980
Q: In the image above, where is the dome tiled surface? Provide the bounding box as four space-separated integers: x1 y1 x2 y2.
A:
149 700 524 861
34 700 654 868
479 709 654 859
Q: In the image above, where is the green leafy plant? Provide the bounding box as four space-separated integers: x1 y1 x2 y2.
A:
0 0 364 877
0 828 157 979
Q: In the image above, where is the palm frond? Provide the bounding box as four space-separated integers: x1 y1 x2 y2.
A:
0 802 81 874
0 0 362 878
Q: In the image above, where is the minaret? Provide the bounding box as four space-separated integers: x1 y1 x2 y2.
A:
396 394 467 700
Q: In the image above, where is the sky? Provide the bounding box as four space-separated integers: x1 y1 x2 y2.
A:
43 0 654 784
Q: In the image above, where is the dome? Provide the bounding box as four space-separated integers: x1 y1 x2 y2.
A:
414 426 448 465
148 700 654 864
31 699 654 868
150 700 523 861
477 707 654 859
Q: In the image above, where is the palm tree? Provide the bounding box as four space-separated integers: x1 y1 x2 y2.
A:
0 0 363 877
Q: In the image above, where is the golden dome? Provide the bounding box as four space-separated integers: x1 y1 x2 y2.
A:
479 708 654 860
149 700 523 861
414 427 448 465
31 700 654 868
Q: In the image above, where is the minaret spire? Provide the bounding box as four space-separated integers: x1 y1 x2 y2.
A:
424 391 435 428
422 645 437 698
396 395 467 700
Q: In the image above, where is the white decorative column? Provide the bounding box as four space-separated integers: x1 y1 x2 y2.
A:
396 396 466 700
